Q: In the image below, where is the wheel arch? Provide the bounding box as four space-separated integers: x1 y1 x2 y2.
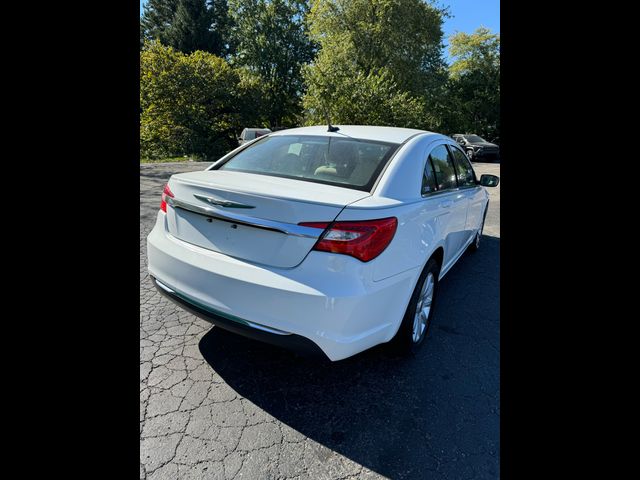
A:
385 243 446 343
430 246 444 274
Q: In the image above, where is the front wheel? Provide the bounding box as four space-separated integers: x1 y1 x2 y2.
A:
390 258 440 354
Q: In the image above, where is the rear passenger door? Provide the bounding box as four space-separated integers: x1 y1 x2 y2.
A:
424 144 469 266
448 144 486 242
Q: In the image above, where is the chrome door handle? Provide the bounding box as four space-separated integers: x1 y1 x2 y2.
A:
439 200 453 208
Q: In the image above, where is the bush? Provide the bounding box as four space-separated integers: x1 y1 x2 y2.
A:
140 41 261 160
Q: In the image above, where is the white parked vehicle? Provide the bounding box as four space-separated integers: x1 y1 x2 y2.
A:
238 127 272 145
147 125 499 361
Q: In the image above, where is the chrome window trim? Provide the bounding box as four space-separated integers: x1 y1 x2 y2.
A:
421 186 473 199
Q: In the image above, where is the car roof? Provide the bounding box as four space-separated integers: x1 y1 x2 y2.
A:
269 125 437 144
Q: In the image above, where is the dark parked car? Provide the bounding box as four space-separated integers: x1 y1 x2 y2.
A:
451 134 500 162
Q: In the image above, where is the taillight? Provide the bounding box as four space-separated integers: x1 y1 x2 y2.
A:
299 217 397 262
160 184 174 213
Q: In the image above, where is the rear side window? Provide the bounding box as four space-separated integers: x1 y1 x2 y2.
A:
429 145 458 190
217 135 400 191
422 157 437 195
449 145 477 187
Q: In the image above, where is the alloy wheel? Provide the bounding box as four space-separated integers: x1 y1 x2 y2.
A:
412 273 435 343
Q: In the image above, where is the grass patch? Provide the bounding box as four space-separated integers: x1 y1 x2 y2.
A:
140 156 204 164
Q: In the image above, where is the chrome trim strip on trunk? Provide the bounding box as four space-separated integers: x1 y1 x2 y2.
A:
166 196 323 239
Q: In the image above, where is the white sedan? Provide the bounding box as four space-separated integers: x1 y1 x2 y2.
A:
147 125 499 361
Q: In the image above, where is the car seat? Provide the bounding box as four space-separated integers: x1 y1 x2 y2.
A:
314 141 358 179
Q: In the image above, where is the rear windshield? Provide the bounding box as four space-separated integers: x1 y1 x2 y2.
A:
216 135 400 191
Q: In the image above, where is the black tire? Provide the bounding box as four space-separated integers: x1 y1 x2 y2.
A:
390 258 440 355
468 203 488 253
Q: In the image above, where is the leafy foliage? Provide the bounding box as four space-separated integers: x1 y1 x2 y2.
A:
444 27 500 142
208 0 235 57
140 41 261 160
139 2 501 159
164 0 215 53
140 0 234 56
229 0 315 128
302 0 448 129
141 0 178 48
306 0 446 95
303 63 426 127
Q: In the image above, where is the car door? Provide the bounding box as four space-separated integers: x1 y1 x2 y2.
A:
448 144 486 241
424 144 469 266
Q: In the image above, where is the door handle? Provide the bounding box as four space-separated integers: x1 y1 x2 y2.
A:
438 200 453 209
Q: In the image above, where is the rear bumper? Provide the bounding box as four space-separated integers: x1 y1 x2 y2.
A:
147 212 419 361
151 276 328 359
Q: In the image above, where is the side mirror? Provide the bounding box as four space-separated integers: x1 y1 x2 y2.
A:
479 174 499 187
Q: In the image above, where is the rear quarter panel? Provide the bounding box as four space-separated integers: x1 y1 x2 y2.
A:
338 133 463 282
335 198 445 282
338 133 476 281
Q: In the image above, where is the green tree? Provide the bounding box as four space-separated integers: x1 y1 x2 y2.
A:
303 64 426 128
302 0 448 128
445 27 500 142
140 0 234 56
208 0 236 57
140 0 179 47
140 41 260 159
165 0 215 53
229 0 315 128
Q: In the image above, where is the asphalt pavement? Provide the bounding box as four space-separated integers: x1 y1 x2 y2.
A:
140 160 500 479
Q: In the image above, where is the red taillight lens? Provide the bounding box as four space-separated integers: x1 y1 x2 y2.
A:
160 184 174 213
299 217 398 262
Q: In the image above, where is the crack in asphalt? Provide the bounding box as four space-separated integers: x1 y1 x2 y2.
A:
140 161 500 480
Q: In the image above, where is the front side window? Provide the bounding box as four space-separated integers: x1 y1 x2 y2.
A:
428 145 458 190
449 145 477 187
217 135 400 191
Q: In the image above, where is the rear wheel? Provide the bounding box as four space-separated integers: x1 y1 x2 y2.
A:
390 258 440 354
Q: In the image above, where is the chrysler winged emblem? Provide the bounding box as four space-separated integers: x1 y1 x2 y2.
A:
193 194 255 209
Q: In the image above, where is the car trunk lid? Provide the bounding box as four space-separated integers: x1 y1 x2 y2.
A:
164 170 370 268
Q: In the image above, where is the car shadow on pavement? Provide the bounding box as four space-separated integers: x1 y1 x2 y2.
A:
199 235 500 479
